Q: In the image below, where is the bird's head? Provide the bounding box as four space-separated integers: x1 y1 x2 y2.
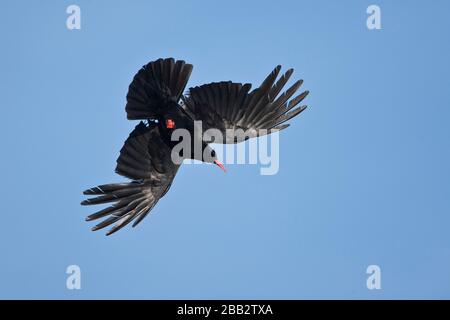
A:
202 143 227 173
158 107 226 173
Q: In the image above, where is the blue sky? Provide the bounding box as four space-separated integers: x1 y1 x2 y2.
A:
1 0 449 299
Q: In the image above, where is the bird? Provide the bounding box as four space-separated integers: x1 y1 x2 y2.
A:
81 58 309 235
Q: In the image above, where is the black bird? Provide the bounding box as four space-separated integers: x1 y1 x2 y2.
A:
81 58 309 235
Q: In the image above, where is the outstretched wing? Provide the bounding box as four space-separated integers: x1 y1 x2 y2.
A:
182 65 309 143
81 122 179 235
126 58 193 120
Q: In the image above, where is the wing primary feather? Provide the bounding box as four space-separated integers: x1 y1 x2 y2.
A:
254 82 304 127
83 120 180 234
132 204 154 227
86 204 128 221
270 105 308 128
105 212 139 236
269 68 294 100
241 66 281 122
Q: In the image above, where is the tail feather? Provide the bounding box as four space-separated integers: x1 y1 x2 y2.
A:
125 58 193 120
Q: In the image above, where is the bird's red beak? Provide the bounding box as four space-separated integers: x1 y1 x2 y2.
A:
214 159 227 173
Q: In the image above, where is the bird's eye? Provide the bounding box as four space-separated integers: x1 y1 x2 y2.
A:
166 119 175 129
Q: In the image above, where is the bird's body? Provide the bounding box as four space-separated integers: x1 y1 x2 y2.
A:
82 58 309 235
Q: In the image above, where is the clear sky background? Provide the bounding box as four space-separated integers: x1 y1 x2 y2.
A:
1 0 449 299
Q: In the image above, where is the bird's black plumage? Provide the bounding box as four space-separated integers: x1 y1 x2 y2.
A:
82 122 180 235
82 58 309 235
182 66 309 143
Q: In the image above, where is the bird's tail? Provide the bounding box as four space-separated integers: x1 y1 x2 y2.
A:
125 58 193 120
